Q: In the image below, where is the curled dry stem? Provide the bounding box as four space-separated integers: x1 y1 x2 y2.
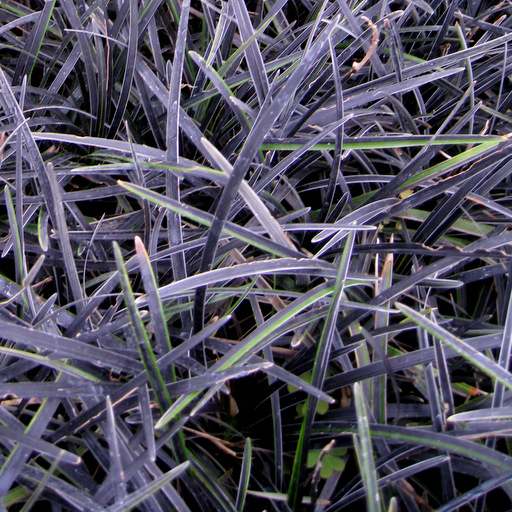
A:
352 16 379 74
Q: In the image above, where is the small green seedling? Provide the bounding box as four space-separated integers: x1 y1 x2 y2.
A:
307 447 348 479
287 371 331 417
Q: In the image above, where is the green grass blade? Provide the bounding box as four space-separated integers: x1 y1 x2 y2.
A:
353 382 382 512
236 437 252 512
288 231 355 508
396 303 512 392
113 242 172 411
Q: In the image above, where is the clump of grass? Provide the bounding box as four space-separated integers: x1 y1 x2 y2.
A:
1 0 512 510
